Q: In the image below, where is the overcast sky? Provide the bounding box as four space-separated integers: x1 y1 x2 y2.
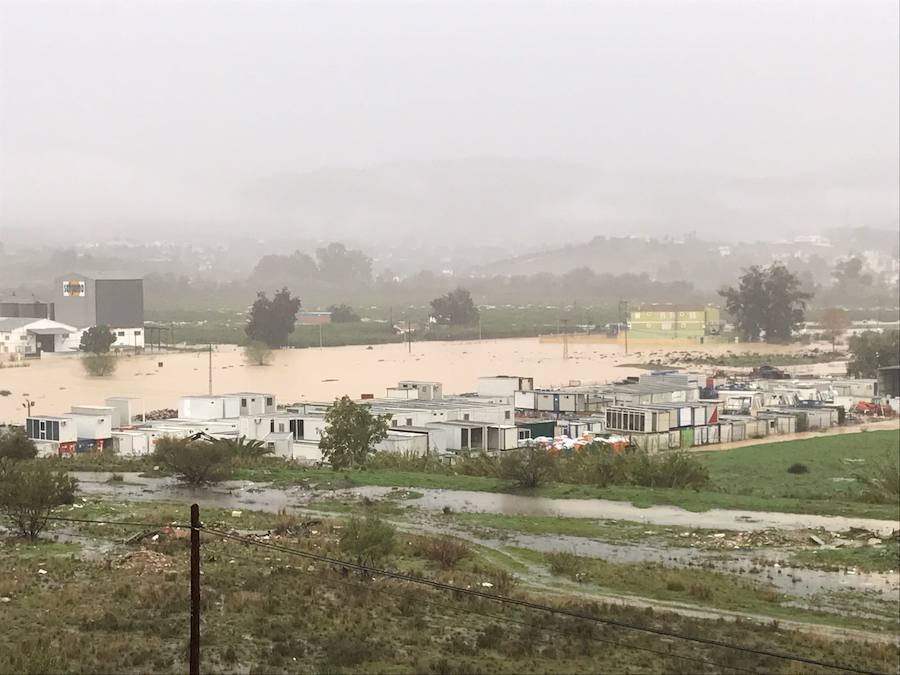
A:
1 0 898 242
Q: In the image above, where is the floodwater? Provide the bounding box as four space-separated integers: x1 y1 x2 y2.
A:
0 336 815 423
71 472 899 602
72 472 900 536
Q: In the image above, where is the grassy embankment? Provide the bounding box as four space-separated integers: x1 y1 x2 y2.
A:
240 430 900 519
2 497 897 674
57 430 900 520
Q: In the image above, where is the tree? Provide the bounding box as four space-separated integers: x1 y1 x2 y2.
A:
319 396 392 470
82 352 117 376
316 243 373 288
719 264 811 342
832 257 872 286
153 436 232 484
328 304 361 323
243 340 273 366
0 460 77 539
819 308 851 353
499 446 556 489
847 330 900 378
245 287 302 348
429 288 480 326
79 325 116 353
0 427 38 461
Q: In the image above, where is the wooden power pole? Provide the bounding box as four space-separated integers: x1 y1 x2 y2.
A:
190 504 201 675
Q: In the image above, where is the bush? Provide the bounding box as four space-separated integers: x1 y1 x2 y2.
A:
787 463 810 474
339 515 395 565
413 536 470 569
0 460 78 539
82 353 117 376
0 428 38 461
546 551 584 579
857 454 900 504
499 446 556 488
272 509 300 535
153 436 232 484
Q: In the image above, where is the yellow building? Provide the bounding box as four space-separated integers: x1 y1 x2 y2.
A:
629 305 721 339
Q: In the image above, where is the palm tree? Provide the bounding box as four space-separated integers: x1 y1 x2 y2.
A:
214 435 272 459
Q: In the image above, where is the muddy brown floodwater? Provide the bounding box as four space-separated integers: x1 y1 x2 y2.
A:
0 337 822 422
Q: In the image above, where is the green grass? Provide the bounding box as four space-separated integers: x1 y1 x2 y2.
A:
235 431 900 518
699 429 899 513
4 495 899 673
59 430 900 520
790 540 900 573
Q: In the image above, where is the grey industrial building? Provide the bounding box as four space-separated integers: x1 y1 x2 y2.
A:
53 272 145 348
0 298 54 320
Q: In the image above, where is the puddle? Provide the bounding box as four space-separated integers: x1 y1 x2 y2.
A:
71 471 900 602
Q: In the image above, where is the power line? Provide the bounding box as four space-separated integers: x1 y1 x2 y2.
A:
38 513 886 674
201 527 883 675
204 540 756 675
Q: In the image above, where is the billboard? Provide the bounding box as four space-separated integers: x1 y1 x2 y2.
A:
62 280 86 297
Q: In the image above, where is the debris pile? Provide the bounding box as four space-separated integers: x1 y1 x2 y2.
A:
135 409 177 422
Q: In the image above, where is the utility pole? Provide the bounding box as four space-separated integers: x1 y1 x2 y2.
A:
190 504 201 675
618 300 629 355
207 344 213 396
561 319 569 360
22 399 35 417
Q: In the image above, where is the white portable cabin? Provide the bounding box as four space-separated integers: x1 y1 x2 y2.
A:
112 430 151 456
227 393 277 416
68 406 114 440
105 397 144 428
478 376 534 399
178 395 241 420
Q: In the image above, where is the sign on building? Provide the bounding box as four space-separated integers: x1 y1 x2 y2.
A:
62 280 86 297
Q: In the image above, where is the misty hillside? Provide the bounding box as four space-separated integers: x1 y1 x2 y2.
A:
243 158 899 246
469 228 900 290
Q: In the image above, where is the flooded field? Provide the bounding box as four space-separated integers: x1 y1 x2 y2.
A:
71 472 900 606
0 337 821 423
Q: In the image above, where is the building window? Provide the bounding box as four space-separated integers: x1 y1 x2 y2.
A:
504 410 511 420
270 420 275 432
406 418 413 426
134 330 141 336
117 331 125 337
266 397 273 407
463 413 470 421
241 398 247 407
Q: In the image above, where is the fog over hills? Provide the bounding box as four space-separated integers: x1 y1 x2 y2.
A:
246 157 899 246
2 1 898 249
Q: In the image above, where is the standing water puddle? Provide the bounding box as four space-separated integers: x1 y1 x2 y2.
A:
71 472 899 600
